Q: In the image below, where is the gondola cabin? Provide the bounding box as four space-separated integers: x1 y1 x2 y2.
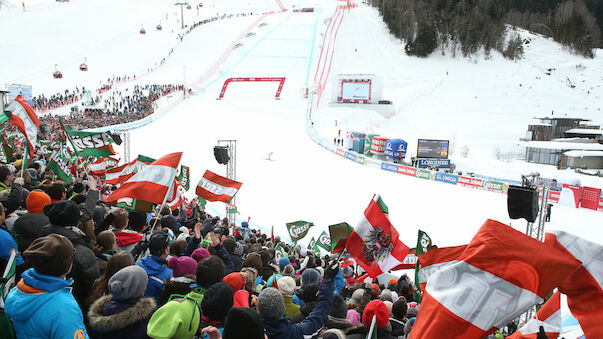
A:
156 24 162 31
53 71 63 79
140 28 146 34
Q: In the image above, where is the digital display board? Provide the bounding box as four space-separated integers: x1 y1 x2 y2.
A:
341 81 371 101
417 139 449 159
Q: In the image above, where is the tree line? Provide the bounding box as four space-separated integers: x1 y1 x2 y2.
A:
367 0 602 59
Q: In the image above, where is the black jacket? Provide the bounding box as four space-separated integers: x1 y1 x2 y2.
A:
12 213 50 253
88 295 156 339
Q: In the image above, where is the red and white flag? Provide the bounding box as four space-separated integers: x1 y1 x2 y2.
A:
6 95 39 156
345 195 409 278
195 170 242 203
417 245 466 291
508 291 561 339
545 230 603 339
167 179 187 210
87 157 119 177
409 219 581 339
104 155 154 185
105 152 181 205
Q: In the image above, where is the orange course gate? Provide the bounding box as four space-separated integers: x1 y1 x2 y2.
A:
217 77 286 100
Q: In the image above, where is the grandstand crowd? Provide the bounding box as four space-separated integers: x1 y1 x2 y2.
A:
0 150 516 339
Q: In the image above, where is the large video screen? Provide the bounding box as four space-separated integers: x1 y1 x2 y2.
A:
341 81 371 101
417 139 449 159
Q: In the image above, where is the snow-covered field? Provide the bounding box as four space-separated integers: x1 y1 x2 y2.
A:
1 0 602 251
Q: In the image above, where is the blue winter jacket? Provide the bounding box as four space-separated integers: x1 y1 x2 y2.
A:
263 277 334 339
4 268 88 339
138 255 173 303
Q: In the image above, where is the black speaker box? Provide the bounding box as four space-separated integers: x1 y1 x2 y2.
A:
213 146 230 165
507 185 539 222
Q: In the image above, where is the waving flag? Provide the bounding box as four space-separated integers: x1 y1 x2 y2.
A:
87 157 119 176
328 222 353 253
409 220 581 339
195 170 242 203
47 143 77 184
5 95 39 157
167 179 187 210
508 291 561 339
60 120 116 157
105 152 181 205
416 245 466 292
105 155 154 185
545 231 603 339
345 195 409 278
286 221 314 243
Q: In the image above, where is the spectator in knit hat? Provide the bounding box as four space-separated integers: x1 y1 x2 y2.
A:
292 267 321 307
347 300 397 339
324 294 354 332
159 256 197 305
12 189 51 252
138 230 173 304
258 260 339 339
191 247 210 262
278 257 290 273
380 289 393 303
5 234 88 339
221 307 265 339
199 282 234 333
320 329 346 339
390 298 407 337
223 272 250 308
278 276 300 318
403 317 415 338
88 266 156 339
39 200 100 310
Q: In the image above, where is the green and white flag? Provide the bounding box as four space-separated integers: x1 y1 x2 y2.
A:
416 230 435 255
177 165 190 190
317 230 331 252
47 143 77 184
0 249 18 309
39 140 59 157
61 120 116 157
274 243 287 261
286 220 314 243
196 196 207 211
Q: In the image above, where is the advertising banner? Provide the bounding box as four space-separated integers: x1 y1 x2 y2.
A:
364 134 377 155
384 139 408 159
344 151 357 161
458 176 484 188
416 169 431 180
355 154 366 165
336 148 345 157
417 139 449 159
397 166 416 176
580 187 601 210
417 158 451 169
482 180 505 192
5 84 33 106
434 172 459 185
381 162 398 172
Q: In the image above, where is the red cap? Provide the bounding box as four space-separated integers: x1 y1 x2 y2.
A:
363 300 390 328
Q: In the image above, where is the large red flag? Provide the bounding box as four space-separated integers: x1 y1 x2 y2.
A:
507 291 561 339
410 219 581 339
105 152 181 205
195 170 242 203
545 230 603 339
6 95 39 157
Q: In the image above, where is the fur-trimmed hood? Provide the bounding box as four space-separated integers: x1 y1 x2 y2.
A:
88 295 156 331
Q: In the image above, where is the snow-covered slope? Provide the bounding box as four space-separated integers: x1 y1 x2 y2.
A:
1 0 601 247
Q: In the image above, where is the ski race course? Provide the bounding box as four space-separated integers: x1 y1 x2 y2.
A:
2 0 602 250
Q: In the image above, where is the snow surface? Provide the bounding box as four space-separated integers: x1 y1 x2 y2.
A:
1 0 602 250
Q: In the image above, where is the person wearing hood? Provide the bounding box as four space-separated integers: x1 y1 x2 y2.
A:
112 209 143 253
88 265 156 339
38 200 100 310
258 260 339 339
138 230 173 304
0 166 25 216
12 190 51 253
4 234 89 339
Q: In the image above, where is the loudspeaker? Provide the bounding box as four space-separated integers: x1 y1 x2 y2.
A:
213 146 230 164
507 185 539 222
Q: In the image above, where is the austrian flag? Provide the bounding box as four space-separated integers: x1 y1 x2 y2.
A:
345 195 409 278
105 152 182 205
5 95 39 157
195 170 242 203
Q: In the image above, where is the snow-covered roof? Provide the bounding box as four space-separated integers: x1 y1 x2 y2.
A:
565 128 603 136
521 141 603 151
563 150 603 157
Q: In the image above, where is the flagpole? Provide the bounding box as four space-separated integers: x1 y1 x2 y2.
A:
366 315 377 339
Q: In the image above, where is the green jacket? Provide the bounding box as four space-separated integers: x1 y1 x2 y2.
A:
283 295 301 318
